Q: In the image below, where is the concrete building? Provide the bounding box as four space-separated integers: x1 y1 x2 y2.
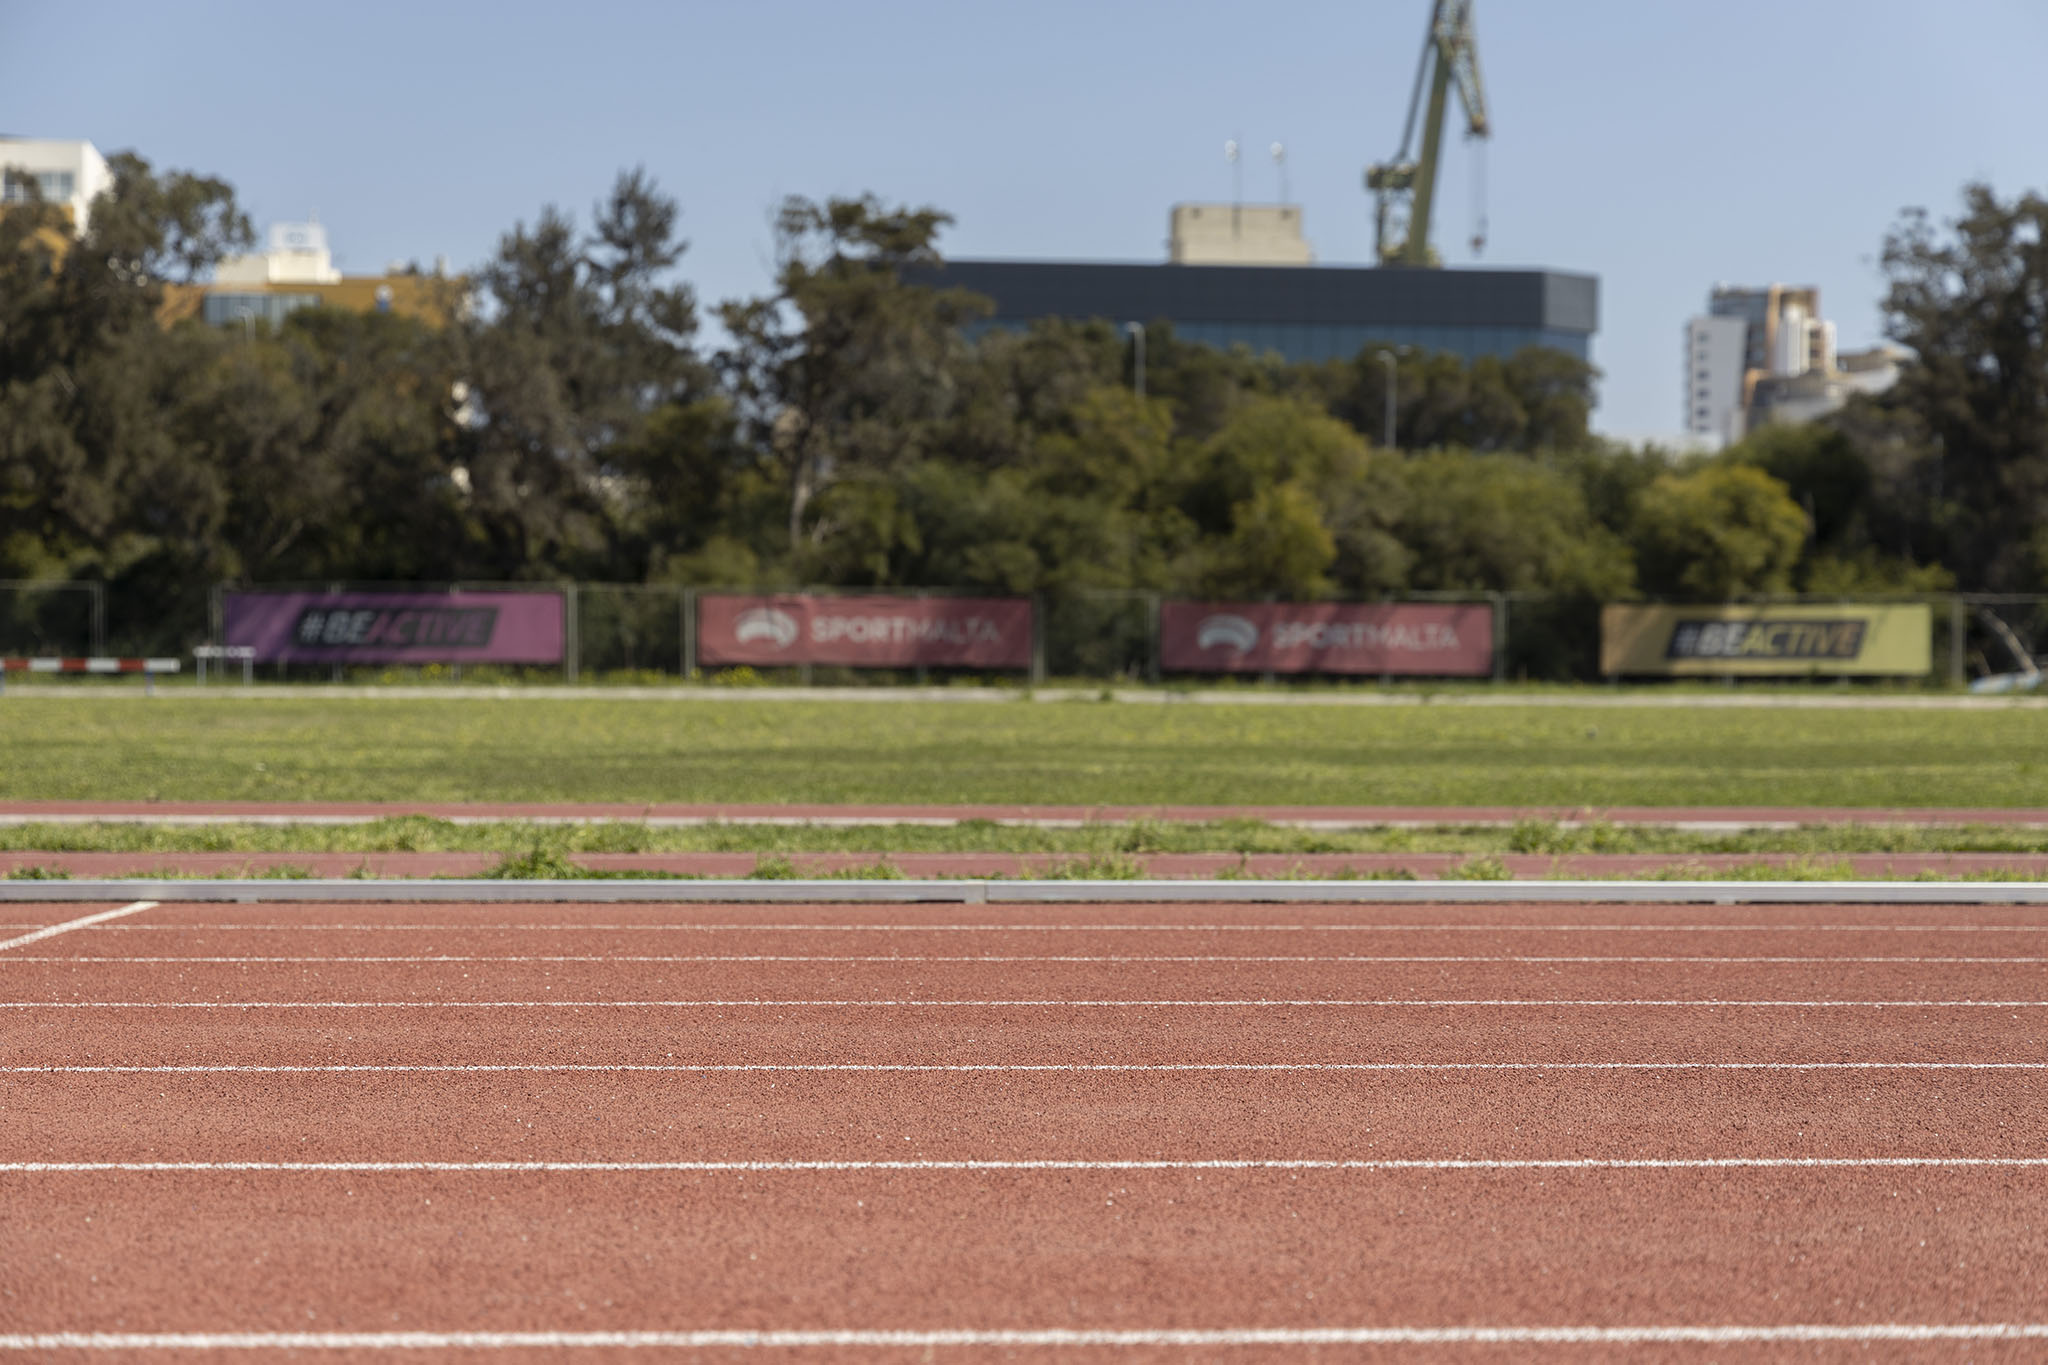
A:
1168 203 1314 265
1837 343 1910 396
1685 314 1749 447
162 219 466 330
0 137 114 235
1748 344 1909 427
1684 284 1896 444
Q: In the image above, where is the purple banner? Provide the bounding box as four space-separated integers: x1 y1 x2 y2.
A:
1160 601 1495 676
223 591 565 664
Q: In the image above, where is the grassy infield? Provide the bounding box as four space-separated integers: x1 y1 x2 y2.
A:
5 694 2048 879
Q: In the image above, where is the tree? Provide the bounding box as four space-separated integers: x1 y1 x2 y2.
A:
1502 347 1598 450
1723 423 1871 551
1389 451 1633 597
0 152 252 646
715 196 988 551
1318 343 1598 453
1197 480 1337 599
1632 464 1809 600
457 167 705 577
1881 183 2048 589
938 318 1123 471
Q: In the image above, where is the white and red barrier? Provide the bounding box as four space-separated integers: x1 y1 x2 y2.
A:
0 657 180 693
1 657 179 673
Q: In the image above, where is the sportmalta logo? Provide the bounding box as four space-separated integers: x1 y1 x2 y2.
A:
1665 619 1867 660
733 608 800 650
1195 614 1260 653
1194 612 1463 654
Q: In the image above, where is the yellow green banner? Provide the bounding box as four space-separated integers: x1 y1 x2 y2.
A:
1600 604 1933 676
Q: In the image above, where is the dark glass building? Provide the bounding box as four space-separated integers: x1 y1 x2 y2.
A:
917 260 1599 365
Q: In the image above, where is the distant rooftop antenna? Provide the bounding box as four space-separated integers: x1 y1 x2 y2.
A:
1225 137 1242 232
1271 142 1289 204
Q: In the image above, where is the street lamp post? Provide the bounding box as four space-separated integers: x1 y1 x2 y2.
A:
1125 322 1146 400
1377 350 1397 450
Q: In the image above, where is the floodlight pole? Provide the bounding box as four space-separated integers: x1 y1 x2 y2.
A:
1378 350 1398 450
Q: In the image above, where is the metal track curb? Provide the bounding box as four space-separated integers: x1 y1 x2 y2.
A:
6 879 2048 904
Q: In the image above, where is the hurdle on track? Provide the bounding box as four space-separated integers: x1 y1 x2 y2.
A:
0 658 180 695
191 645 256 685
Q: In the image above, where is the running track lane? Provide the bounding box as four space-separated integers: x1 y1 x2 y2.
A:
4 899 2048 1358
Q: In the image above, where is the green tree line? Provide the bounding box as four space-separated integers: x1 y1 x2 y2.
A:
3 155 2043 672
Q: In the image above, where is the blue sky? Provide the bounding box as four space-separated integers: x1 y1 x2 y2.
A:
5 0 2043 439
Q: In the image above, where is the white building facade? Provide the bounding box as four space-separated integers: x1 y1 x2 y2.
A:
1684 314 1749 445
0 137 114 235
213 220 344 285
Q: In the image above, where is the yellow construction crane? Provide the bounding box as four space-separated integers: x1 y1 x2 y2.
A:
1365 0 1490 268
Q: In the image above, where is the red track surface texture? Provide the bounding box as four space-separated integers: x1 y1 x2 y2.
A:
4 897 2047 1361
10 799 2048 826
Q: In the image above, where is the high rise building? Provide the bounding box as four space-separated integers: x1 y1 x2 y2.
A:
1684 284 1893 444
1684 315 1748 447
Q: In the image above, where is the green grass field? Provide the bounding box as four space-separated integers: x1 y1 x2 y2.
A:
6 694 2048 808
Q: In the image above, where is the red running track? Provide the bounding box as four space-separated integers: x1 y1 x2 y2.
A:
3 899 2048 1361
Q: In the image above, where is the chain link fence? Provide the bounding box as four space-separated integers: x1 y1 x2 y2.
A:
1956 595 2048 688
6 579 2046 686
0 581 105 657
574 584 686 677
1051 590 1156 681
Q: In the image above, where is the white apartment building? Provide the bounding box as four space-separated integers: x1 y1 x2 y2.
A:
1684 314 1749 446
0 137 114 236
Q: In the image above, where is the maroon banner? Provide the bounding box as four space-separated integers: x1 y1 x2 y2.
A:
698 594 1033 669
223 590 564 664
1160 601 1494 676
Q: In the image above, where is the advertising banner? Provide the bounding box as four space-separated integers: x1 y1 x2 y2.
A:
223 591 565 665
697 594 1033 669
1599 603 1933 676
1160 601 1495 676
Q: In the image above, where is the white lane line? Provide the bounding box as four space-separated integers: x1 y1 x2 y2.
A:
79 921 2048 932
11 1061 2048 1075
16 953 2047 964
8 1157 2048 1173
10 997 2048 1009
0 902 155 954
4 1326 2048 1349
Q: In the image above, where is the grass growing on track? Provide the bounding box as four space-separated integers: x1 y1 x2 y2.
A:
17 817 2048 857
6 694 2048 807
